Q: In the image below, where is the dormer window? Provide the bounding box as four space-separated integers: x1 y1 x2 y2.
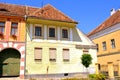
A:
62 29 68 38
49 28 55 37
0 8 9 12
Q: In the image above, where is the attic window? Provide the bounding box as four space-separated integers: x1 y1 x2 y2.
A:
0 9 9 12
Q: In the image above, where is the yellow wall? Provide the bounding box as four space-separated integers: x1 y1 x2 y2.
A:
26 19 97 75
93 30 120 64
93 30 120 55
19 21 26 42
26 41 96 74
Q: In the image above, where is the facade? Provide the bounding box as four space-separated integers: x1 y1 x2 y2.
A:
25 4 97 78
88 9 120 79
0 3 26 78
0 3 97 79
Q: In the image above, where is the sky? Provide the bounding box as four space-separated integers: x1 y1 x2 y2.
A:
0 0 120 34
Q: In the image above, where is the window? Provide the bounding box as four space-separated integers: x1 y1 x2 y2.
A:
0 22 5 34
62 29 68 38
11 22 18 35
63 49 69 61
102 41 106 50
0 8 9 12
111 39 116 48
96 44 99 52
35 26 42 36
83 49 89 54
34 48 42 61
49 28 55 37
49 48 56 61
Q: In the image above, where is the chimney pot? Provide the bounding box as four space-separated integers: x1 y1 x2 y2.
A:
110 8 115 15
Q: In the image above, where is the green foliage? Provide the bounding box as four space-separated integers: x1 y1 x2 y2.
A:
62 78 89 80
81 54 92 68
89 74 106 80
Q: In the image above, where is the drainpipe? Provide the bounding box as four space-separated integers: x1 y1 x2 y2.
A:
23 14 28 79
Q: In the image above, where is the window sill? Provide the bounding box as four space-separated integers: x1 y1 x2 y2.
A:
63 59 69 62
35 59 42 62
49 59 56 62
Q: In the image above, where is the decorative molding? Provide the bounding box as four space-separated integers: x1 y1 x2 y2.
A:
70 28 73 41
97 51 120 57
57 26 60 40
30 24 33 40
76 45 97 49
44 25 47 40
0 42 25 79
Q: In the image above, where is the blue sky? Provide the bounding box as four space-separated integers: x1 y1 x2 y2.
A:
1 0 120 34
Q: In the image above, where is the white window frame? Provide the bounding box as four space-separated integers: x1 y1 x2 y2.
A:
33 24 43 39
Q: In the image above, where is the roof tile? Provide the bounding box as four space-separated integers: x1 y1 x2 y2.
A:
0 3 77 23
88 10 120 36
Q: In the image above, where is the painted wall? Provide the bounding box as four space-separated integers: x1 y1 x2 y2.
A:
26 19 97 75
0 16 26 42
91 24 120 64
93 30 120 55
26 41 97 74
0 16 26 79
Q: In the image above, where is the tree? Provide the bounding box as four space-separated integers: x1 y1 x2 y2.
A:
81 54 92 68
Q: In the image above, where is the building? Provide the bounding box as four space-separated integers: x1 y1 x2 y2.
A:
25 4 97 78
0 3 97 79
0 3 26 78
88 9 120 79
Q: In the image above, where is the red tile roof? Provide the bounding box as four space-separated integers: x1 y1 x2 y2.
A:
87 10 120 36
0 3 77 23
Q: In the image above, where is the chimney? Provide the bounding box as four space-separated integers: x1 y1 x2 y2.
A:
110 8 115 15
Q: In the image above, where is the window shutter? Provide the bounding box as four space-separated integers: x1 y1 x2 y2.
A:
34 48 42 61
49 48 56 61
63 49 69 61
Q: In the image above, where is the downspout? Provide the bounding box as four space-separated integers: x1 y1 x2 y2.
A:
24 5 28 79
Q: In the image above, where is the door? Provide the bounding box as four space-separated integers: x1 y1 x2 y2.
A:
0 48 20 77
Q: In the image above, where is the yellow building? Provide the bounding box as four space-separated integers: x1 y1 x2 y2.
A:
88 9 120 79
25 4 97 78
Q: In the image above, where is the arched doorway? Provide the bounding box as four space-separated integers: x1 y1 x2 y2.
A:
0 48 21 77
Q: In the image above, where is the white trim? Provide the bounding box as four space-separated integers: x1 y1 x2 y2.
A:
32 38 88 45
21 54 25 58
70 28 73 41
89 23 120 40
30 24 33 40
20 62 25 66
57 26 60 40
19 46 25 53
61 27 69 40
8 42 13 47
13 43 18 48
3 43 7 48
44 25 47 40
20 70 24 75
48 25 56 38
